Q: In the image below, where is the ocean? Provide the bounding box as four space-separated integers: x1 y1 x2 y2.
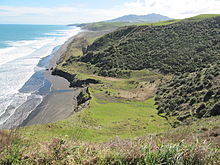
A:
0 24 81 129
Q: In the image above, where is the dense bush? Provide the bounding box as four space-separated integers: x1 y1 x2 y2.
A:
80 17 220 76
155 65 220 121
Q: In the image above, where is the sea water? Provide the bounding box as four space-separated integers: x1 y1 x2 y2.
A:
0 24 81 129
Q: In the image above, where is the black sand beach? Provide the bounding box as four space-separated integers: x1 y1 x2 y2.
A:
22 35 82 126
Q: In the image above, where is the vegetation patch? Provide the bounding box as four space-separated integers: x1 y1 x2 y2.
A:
20 83 170 143
156 65 220 124
77 16 220 76
2 117 220 164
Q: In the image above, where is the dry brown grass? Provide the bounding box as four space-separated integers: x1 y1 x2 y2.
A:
1 125 219 165
16 135 220 164
117 82 157 101
0 130 18 152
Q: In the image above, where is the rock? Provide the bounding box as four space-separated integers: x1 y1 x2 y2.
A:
70 78 101 87
52 69 76 84
82 47 87 54
52 69 101 87
76 87 91 105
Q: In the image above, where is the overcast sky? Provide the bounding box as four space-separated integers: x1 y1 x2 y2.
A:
0 0 219 24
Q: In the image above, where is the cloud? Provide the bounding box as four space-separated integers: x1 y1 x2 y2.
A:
0 5 123 24
123 0 220 18
0 0 219 24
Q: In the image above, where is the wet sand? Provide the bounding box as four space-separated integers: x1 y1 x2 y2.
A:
22 35 82 126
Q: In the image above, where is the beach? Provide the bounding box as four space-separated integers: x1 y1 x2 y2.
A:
0 28 84 129
21 35 83 126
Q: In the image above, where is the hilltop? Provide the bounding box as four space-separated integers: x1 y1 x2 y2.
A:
105 13 172 23
78 16 220 77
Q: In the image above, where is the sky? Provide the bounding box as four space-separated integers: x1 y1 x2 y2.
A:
0 0 219 24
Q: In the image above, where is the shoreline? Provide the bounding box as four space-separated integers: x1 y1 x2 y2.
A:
1 27 114 129
21 34 83 126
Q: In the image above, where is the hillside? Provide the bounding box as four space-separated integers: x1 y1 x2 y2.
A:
106 13 172 23
58 15 220 123
78 16 220 77
156 65 220 124
1 15 220 164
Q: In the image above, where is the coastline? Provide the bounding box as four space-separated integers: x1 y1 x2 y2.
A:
0 27 115 129
21 35 83 126
23 29 115 126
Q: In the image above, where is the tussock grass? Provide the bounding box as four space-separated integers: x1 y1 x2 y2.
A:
1 129 219 164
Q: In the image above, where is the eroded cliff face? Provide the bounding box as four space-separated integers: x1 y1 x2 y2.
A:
52 69 101 88
76 87 91 105
51 68 102 111
52 69 76 83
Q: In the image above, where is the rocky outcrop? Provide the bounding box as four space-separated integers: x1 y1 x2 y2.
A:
52 69 101 88
70 78 101 87
52 69 76 83
51 69 101 112
69 87 91 113
76 87 91 106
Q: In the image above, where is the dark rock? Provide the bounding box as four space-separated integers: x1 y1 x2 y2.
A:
76 87 91 105
82 47 87 54
52 69 76 84
52 69 101 88
70 78 101 87
200 127 208 131
210 132 220 137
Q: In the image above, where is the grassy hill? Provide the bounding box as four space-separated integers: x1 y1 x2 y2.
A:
78 16 220 77
156 65 220 124
59 15 220 122
1 14 220 164
186 14 220 21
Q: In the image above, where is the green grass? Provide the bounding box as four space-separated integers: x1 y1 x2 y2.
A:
20 12 220 144
20 92 170 143
82 22 131 31
6 116 220 164
186 14 220 20
84 14 220 31
83 19 180 31
139 19 181 26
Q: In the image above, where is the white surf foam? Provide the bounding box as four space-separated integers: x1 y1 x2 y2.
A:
0 26 81 126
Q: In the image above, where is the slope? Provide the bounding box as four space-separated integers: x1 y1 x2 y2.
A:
79 16 220 77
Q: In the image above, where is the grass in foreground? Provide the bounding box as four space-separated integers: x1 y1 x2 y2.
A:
1 117 220 164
